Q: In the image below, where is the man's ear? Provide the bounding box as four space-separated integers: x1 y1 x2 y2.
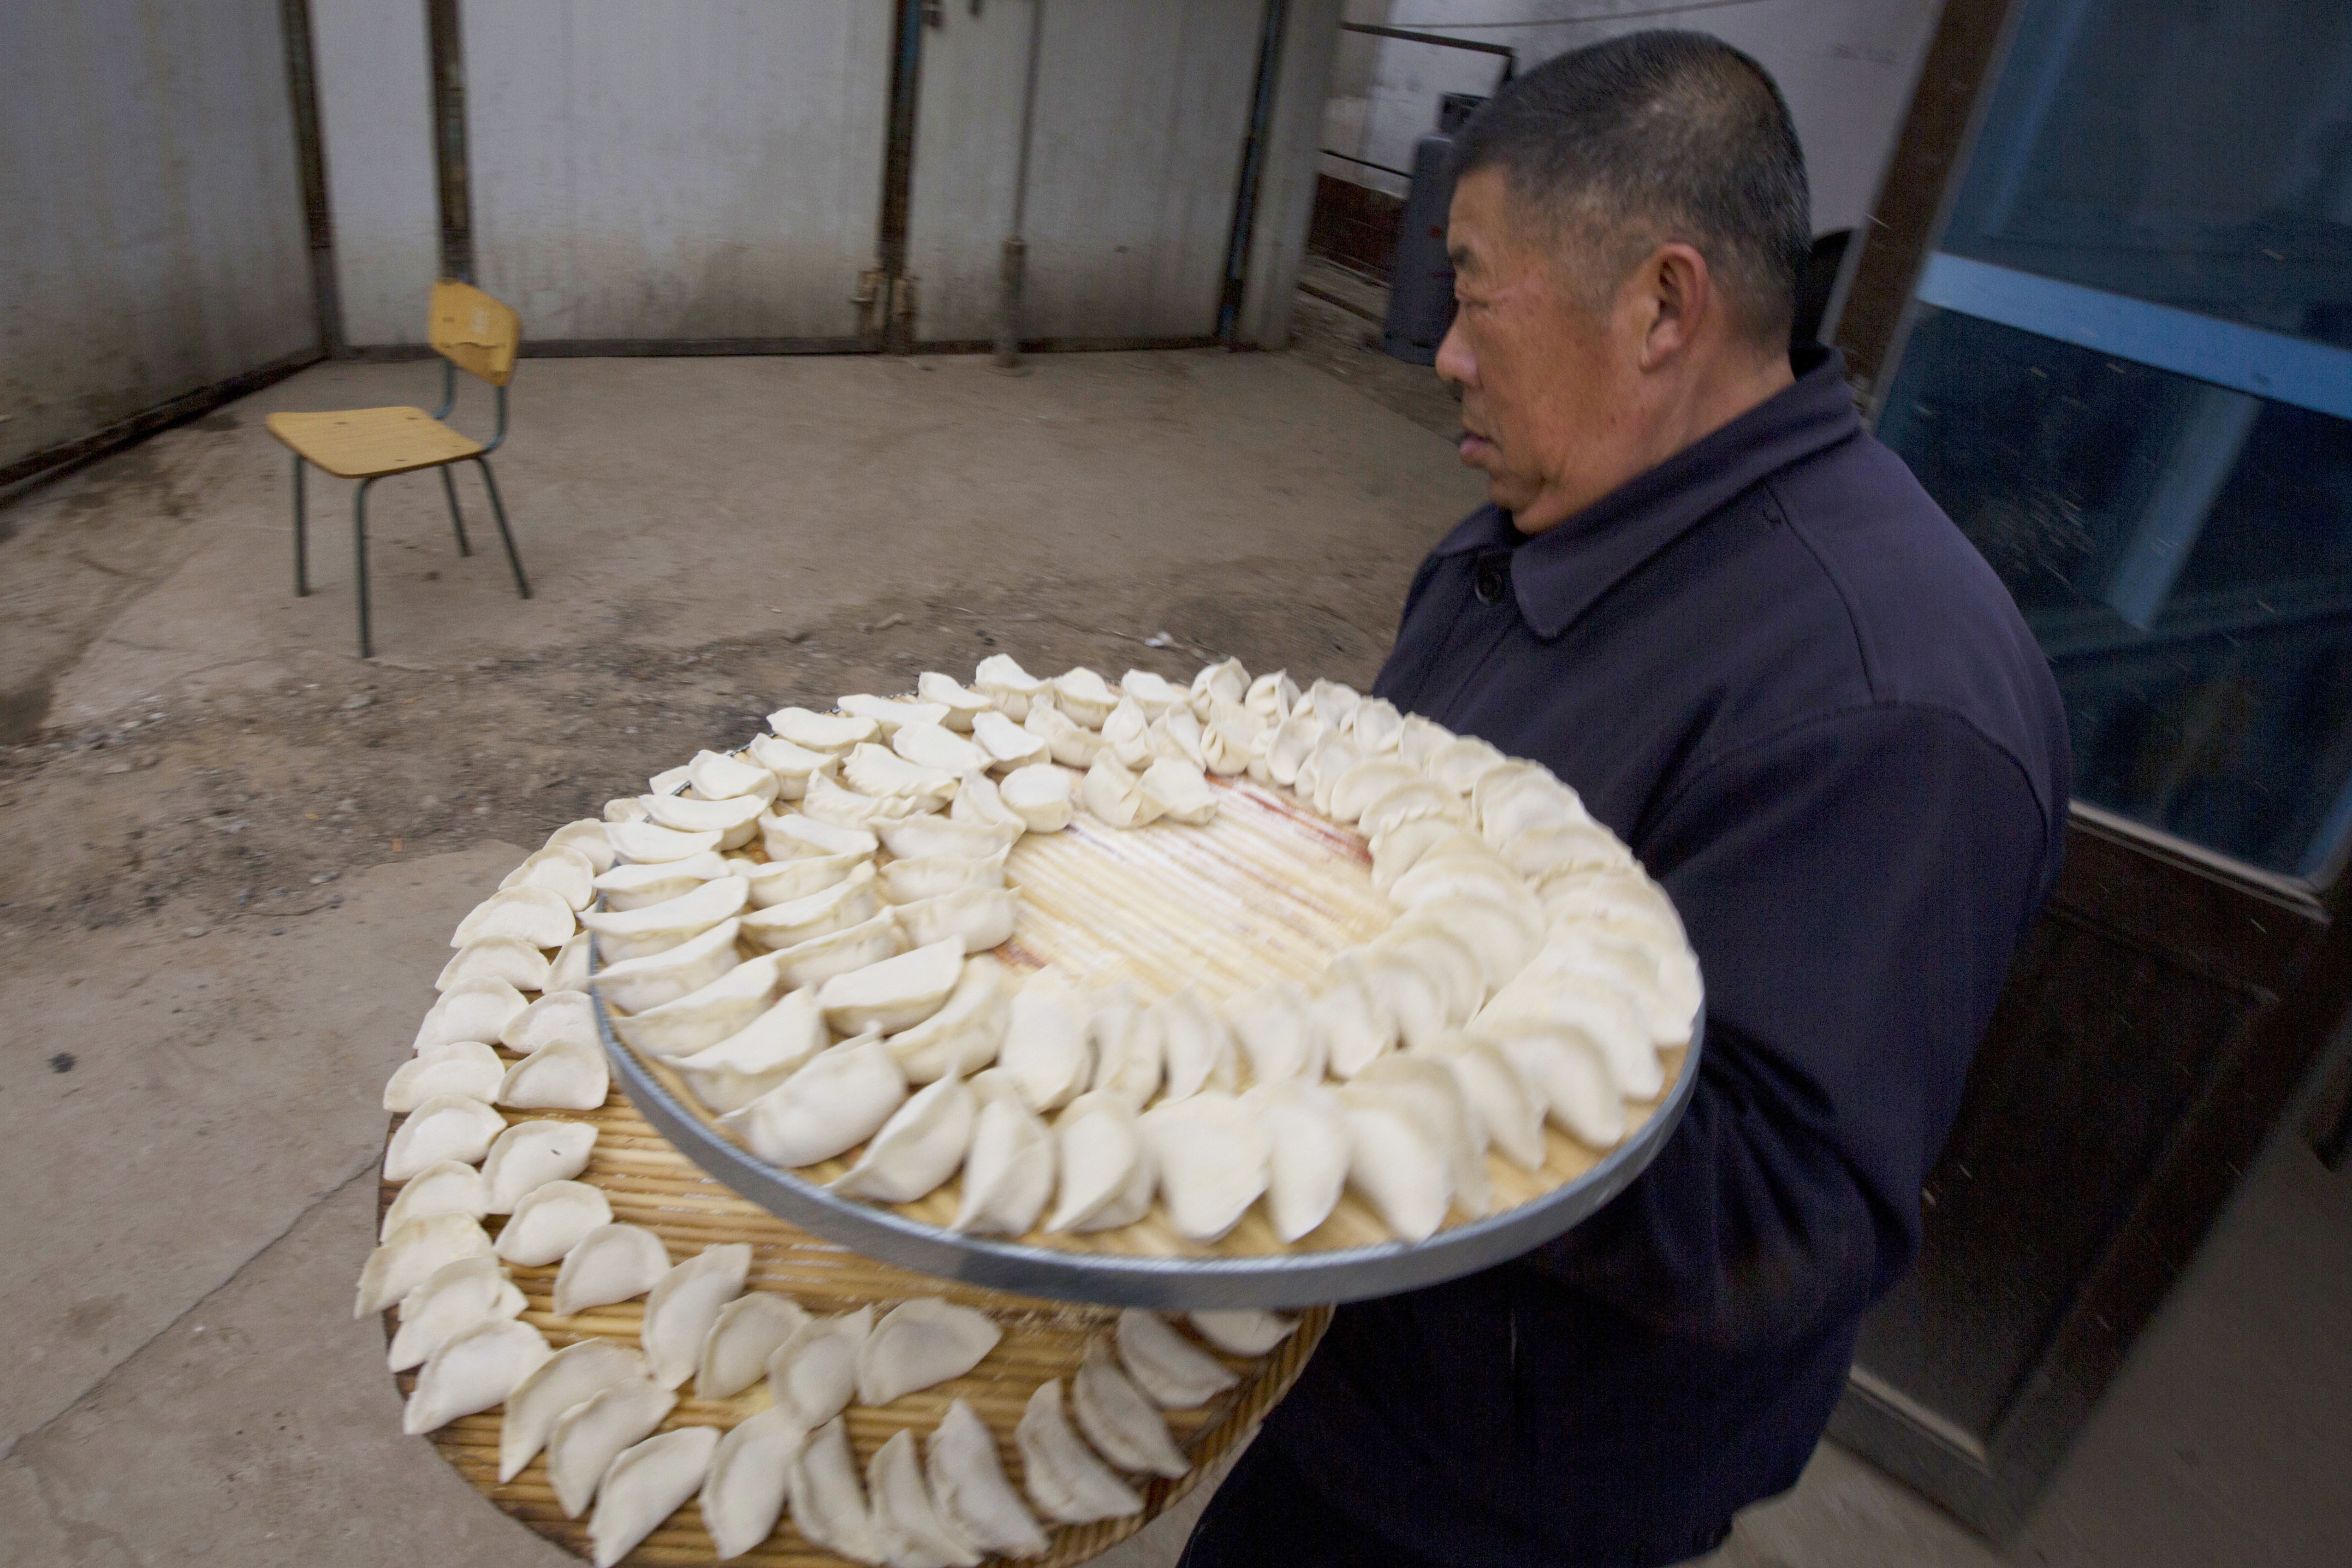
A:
1636 243 1711 368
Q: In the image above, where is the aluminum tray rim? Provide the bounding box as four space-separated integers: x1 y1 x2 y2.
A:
592 975 1701 1311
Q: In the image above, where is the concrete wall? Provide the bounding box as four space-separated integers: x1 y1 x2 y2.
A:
311 0 440 347
907 0 1272 344
1323 0 1944 235
462 0 893 344
0 0 318 472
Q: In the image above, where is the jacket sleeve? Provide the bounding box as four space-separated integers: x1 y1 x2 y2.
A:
1515 703 2054 1355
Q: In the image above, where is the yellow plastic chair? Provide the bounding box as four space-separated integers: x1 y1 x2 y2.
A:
265 280 532 657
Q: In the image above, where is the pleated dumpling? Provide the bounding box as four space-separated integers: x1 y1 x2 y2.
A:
768 910 906 991
1137 1092 1267 1244
818 937 965 1035
671 989 829 1115
592 850 729 912
748 733 839 800
1336 1073 1455 1242
738 864 881 952
1046 1092 1153 1234
1192 657 1251 713
998 968 1092 1113
789 1416 880 1564
383 1095 505 1182
497 1038 609 1111
1484 1015 1627 1149
641 790 766 850
576 874 749 963
502 988 598 1053
894 720 993 777
927 1397 1051 1560
1413 1029 1548 1170
547 818 617 873
384 1042 503 1112
951 1071 1055 1237
879 847 1008 905
1080 755 1162 829
1244 669 1300 725
403 1318 551 1436
698 1292 811 1401
607 819 725 866
886 957 1011 1084
494 1179 612 1266
869 1428 982 1568
502 1338 655 1480
741 849 866 909
381 1159 491 1241
1241 1080 1348 1243
971 708 1049 769
437 938 552 994
413 978 529 1054
841 693 950 738
548 1377 677 1517
1224 981 1327 1086
843 740 959 804
766 1306 872 1428
856 1298 1002 1407
1115 1310 1239 1408
759 808 879 862
387 1254 525 1372
1024 701 1103 767
721 1030 907 1169
1085 986 1163 1111
892 885 1017 955
1071 1341 1190 1478
605 949 789 1061
879 813 1019 861
830 1071 975 1204
998 761 1075 831
587 1425 722 1568
590 917 744 1014
482 1118 598 1212
552 1223 671 1317
1188 1308 1298 1357
356 1212 495 1318
767 706 879 754
1137 756 1217 825
452 887 576 950
1016 1380 1144 1525
641 1243 753 1390
701 1406 806 1561
917 671 994 731
1154 986 1239 1101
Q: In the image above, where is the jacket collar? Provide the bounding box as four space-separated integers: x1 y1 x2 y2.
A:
1432 346 1862 638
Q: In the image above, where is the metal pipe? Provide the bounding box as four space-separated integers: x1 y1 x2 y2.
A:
995 0 1046 370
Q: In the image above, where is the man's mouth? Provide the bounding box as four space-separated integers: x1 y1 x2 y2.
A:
1457 428 1495 464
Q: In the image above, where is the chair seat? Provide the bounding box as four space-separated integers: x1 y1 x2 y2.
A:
264 406 483 479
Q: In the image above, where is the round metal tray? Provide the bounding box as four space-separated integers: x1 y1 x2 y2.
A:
593 981 1701 1311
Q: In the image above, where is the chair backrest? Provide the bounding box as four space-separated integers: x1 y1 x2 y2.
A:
429 280 522 386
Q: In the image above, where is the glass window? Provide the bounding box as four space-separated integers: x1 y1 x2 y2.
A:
1879 308 2352 878
1942 0 2352 349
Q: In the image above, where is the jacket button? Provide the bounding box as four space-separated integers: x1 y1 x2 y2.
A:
1474 556 1509 605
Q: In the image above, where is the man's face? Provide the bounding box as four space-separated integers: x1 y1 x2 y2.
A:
1437 168 1646 535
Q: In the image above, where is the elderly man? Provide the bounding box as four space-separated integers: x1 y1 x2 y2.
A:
1180 31 2068 1568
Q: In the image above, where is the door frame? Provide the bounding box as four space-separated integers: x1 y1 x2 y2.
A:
1824 0 2352 1532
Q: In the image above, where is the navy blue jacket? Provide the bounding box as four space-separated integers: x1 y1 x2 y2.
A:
1258 349 2070 1566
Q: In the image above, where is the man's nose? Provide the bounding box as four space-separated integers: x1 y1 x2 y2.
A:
1435 315 1476 389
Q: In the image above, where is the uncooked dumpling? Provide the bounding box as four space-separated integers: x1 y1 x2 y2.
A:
742 850 866 909
1086 986 1163 1111
606 950 788 1060
1357 776 1470 840
1243 670 1300 724
748 733 839 800
896 720 995 777
1115 1310 1239 1409
1072 1342 1189 1477
997 762 1074 831
1307 954 1397 1079
1047 1092 1152 1233
1336 1073 1455 1242
1351 943 1451 1053
1191 658 1250 713
964 709 1047 771
547 818 617 873
502 988 598 1052
879 847 1007 904
413 977 529 1053
1479 964 1659 1098
497 1038 609 1111
1153 986 1238 1101
605 796 652 824
1016 1380 1144 1525
769 706 879 754
494 1179 611 1266
357 1212 495 1318
1196 701 1259 776
546 933 591 995
608 819 726 866
739 866 881 952
437 938 553 995
452 887 576 950
998 968 1092 1113
1486 1016 1627 1148
1224 981 1328 1085
1023 701 1103 767
879 814 1018 861
549 1377 677 1516
1326 758 1422 826
1368 818 1489 894
1137 1092 1267 1243
928 1397 1049 1560
384 1042 503 1111
697 1292 812 1400
842 694 951 738
1351 697 1406 754
642 790 766 849
1241 1080 1349 1243
552 1223 671 1316
1049 666 1117 727
593 851 729 912
820 938 966 1034
844 741 959 804
856 1298 1002 1407
1080 755 1162 829
893 886 1017 954
1137 756 1217 825
1353 1054 1491 1219
482 1118 598 1212
770 910 907 991
404 1318 551 1436
886 958 1010 1084
702 1405 806 1561
950 769 1028 836
832 1072 975 1204
578 874 749 963
387 1254 525 1372
1379 923 1487 1029
687 747 782 804
641 1242 753 1389
951 1078 1054 1236
588 1425 722 1568
917 671 994 731
1148 706 1206 769
591 917 744 1014
723 1031 907 1168
381 1158 492 1241
383 1094 505 1182
1188 1309 1298 1356
790 1416 882 1564
802 770 932 831
768 1307 873 1427
1263 711 1325 786
1413 1030 1548 1171
761 809 880 861
672 989 829 1114
870 1427 982 1568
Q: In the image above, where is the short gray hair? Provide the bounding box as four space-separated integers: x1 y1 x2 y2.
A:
1454 30 1811 343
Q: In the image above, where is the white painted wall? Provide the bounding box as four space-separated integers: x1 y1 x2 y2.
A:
311 0 440 347
0 0 317 470
462 0 893 343
1323 0 1944 235
1239 0 1348 348
908 0 1271 344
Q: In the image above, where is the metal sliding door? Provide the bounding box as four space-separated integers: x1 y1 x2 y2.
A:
461 0 894 348
905 0 1272 347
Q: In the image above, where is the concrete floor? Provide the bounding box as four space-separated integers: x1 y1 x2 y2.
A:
2 338 2347 1568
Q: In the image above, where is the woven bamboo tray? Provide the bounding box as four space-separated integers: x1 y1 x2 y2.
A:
378 1088 1330 1567
611 775 1694 1307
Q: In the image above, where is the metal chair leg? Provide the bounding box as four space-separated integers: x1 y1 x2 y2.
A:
439 464 473 556
353 476 377 659
293 457 309 596
472 456 531 600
